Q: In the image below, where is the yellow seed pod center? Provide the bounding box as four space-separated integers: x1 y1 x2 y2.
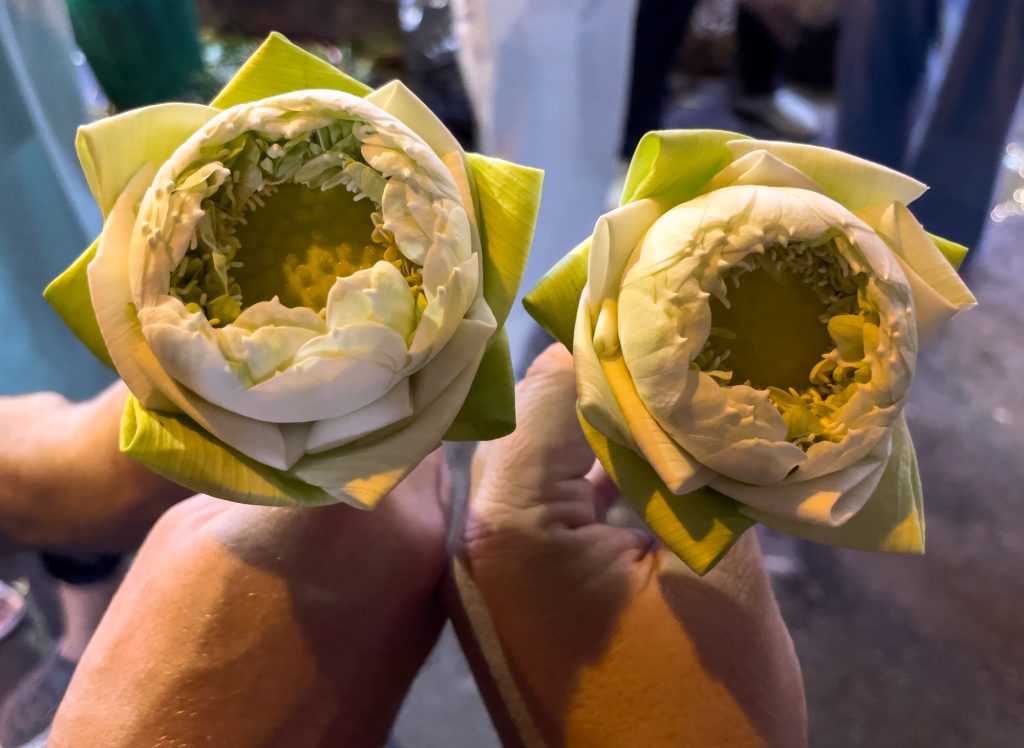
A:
234 183 383 311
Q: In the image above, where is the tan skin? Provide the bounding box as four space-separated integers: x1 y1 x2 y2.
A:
30 353 802 747
460 345 808 747
48 452 450 748
0 382 189 554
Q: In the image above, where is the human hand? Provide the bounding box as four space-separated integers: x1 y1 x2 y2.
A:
49 450 450 748
456 345 807 747
0 382 189 554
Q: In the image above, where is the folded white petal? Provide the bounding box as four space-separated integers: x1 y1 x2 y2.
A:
746 416 923 551
326 261 416 341
725 139 927 209
720 429 892 527
408 254 481 367
584 296 711 494
410 299 495 406
305 379 413 453
365 80 478 231
231 298 327 332
573 293 634 448
355 119 462 218
381 178 434 264
681 432 807 486
142 298 408 423
856 202 976 344
586 199 665 318
794 425 890 479
291 307 494 507
704 150 824 194
90 165 174 410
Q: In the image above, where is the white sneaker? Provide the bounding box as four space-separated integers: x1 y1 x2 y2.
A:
731 87 821 141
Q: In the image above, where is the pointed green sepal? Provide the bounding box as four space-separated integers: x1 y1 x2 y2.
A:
43 239 112 369
445 328 515 441
77 103 219 217
725 138 927 210
444 153 542 440
467 153 543 327
929 232 969 270
621 129 747 206
211 32 371 110
580 415 754 575
121 395 334 507
522 239 590 349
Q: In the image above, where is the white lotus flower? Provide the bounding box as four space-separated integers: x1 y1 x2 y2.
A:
527 130 975 573
47 34 542 507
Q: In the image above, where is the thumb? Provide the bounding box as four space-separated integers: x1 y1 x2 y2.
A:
471 343 599 528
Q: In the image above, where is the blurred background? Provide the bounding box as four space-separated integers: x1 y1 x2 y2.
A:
0 0 1021 745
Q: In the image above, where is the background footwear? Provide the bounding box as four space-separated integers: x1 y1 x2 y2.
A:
731 87 822 140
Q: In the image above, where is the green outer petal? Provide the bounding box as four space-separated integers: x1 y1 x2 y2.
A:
211 32 371 109
929 232 969 270
42 239 112 369
446 154 541 441
49 102 219 363
445 328 515 440
745 415 924 552
726 139 928 210
522 239 590 348
620 129 748 206
527 131 744 346
120 395 334 507
77 102 219 217
466 153 544 326
580 413 753 575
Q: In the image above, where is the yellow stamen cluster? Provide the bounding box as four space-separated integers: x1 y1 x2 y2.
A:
696 240 877 448
168 127 424 327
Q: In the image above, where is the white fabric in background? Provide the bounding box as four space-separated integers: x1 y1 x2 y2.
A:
452 0 638 368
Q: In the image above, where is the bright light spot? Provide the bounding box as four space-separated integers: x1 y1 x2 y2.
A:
992 406 1012 425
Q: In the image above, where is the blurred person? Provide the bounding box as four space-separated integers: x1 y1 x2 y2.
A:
836 0 1024 261
622 0 821 162
455 345 807 746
